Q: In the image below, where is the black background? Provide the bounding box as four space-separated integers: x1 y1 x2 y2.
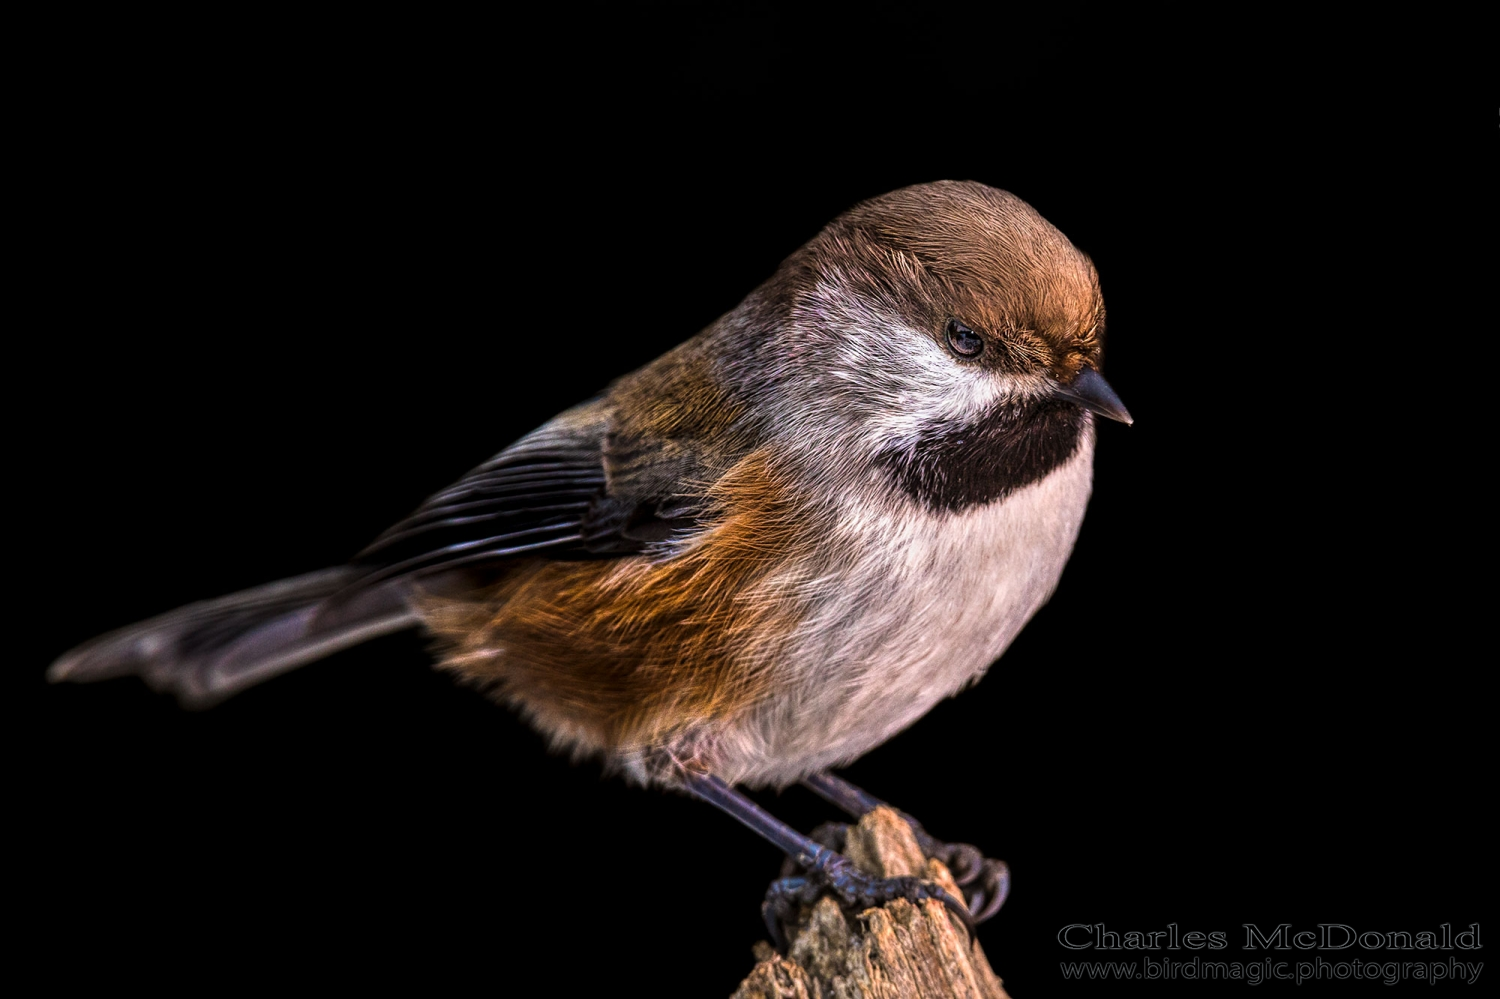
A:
20 10 1488 995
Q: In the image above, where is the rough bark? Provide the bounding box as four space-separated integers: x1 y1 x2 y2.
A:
731 807 1011 999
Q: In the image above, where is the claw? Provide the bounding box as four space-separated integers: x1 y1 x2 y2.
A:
796 773 1009 928
897 813 1007 922
971 859 1011 923
945 842 985 886
762 850 976 952
826 855 976 941
932 881 979 941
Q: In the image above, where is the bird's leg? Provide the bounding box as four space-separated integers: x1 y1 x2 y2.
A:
801 770 1010 923
680 771 974 951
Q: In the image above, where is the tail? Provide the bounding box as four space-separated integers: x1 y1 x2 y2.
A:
47 568 420 708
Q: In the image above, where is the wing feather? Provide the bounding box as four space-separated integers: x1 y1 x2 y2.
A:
345 372 743 592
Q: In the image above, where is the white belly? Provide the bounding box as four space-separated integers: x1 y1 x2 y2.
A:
720 434 1095 787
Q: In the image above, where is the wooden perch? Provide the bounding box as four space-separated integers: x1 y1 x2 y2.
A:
732 807 1011 999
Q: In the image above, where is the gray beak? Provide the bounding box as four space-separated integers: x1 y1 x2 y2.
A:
1054 367 1133 425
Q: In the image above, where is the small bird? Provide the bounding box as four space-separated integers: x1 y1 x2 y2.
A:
49 180 1130 942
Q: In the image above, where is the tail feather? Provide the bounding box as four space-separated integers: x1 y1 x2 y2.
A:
48 568 419 708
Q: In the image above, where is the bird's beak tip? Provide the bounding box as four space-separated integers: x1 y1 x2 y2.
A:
1055 367 1132 426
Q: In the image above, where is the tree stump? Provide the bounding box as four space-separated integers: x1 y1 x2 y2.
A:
731 807 1011 999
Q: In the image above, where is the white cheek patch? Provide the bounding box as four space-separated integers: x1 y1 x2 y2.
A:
867 324 998 432
766 270 1059 460
836 319 1056 453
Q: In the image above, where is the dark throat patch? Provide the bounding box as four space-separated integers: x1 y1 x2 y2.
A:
878 399 1087 512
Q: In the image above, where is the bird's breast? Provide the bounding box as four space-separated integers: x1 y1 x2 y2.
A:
721 425 1097 786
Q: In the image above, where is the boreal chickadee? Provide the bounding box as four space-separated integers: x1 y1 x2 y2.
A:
50 180 1131 939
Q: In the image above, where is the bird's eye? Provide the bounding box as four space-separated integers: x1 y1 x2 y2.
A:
945 319 984 358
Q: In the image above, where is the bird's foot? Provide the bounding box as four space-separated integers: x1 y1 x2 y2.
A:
762 832 974 952
901 816 1010 923
797 772 1011 924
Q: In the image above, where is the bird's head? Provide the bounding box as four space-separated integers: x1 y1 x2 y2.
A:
731 180 1130 510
